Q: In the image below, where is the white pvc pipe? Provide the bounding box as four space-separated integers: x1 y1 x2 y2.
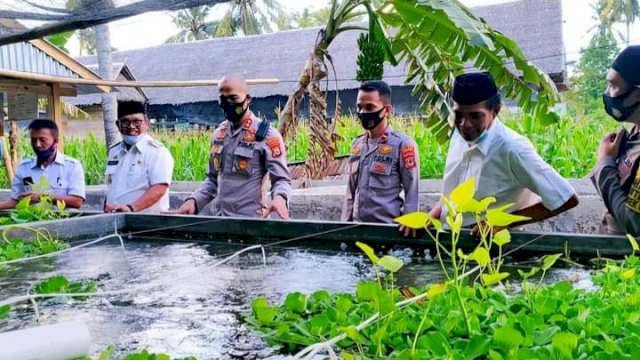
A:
0 321 91 360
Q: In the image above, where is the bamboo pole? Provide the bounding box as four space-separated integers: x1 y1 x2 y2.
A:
47 84 64 152
0 109 13 182
8 120 18 171
0 69 279 88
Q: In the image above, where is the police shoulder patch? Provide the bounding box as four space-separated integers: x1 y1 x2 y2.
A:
266 137 283 158
626 169 640 213
401 145 416 169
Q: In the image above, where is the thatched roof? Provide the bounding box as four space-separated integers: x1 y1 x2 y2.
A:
62 63 147 106
77 0 564 106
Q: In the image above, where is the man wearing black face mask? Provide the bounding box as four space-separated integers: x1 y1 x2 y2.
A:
341 81 420 235
591 46 640 236
166 74 291 218
0 119 85 209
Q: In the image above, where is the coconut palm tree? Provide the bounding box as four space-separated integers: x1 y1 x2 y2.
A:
598 0 640 43
214 0 283 37
165 6 220 43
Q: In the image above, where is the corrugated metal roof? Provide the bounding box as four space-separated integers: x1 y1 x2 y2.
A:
0 41 78 78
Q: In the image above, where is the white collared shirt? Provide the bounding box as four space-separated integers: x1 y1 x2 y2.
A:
442 119 575 225
12 152 85 200
105 134 174 213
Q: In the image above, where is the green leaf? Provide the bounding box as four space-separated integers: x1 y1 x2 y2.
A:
417 331 450 356
356 241 380 264
0 305 10 320
450 176 476 210
378 255 404 273
447 213 463 234
394 211 429 230
97 346 115 360
465 334 492 359
542 253 562 271
551 332 578 359
493 229 511 246
356 281 378 302
469 247 490 266
35 275 69 294
627 234 639 253
517 267 540 280
482 272 510 286
486 205 530 227
284 292 307 314
493 327 524 349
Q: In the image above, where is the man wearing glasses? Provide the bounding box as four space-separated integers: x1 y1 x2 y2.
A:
104 101 174 213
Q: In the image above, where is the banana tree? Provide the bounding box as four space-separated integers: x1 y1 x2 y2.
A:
278 0 396 180
382 0 560 143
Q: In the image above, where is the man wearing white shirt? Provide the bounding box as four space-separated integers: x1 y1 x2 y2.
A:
104 101 174 213
430 72 578 232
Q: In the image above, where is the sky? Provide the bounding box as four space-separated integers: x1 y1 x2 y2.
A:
66 0 640 66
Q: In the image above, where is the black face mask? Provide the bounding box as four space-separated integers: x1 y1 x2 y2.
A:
220 96 248 123
35 145 56 164
603 87 640 122
358 108 385 130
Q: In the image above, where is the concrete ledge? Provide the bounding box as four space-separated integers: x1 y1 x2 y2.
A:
0 179 608 234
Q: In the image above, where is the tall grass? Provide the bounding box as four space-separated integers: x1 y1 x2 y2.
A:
0 112 618 188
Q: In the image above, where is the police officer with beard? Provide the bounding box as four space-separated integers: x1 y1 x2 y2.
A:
591 46 640 236
166 74 292 218
341 81 420 236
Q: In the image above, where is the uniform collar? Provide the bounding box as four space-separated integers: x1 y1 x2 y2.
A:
230 111 256 135
455 119 500 156
366 125 392 143
31 151 65 169
120 133 151 154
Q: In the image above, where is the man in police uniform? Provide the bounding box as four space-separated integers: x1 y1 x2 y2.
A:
591 46 640 236
430 72 578 232
104 101 174 213
341 81 420 235
0 119 85 209
166 74 291 218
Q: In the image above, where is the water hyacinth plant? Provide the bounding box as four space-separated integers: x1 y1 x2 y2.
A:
247 179 640 359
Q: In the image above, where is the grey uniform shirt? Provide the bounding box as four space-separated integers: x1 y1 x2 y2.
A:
591 126 640 236
341 126 420 223
12 153 85 200
189 113 292 217
105 134 174 213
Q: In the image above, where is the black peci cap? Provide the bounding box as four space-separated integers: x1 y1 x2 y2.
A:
452 72 499 105
612 45 640 87
117 101 147 119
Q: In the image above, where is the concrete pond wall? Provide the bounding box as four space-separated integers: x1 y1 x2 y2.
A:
0 179 610 235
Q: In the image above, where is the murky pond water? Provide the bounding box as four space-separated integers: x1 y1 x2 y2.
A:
0 237 593 359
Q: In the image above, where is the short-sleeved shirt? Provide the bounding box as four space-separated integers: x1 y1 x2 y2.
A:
189 113 292 217
340 126 420 223
12 152 85 200
105 134 174 213
442 119 575 225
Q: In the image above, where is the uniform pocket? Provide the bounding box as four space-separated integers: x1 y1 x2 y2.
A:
126 162 145 187
233 147 255 176
368 162 395 189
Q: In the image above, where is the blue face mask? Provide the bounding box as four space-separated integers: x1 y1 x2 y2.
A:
122 134 142 146
456 127 489 145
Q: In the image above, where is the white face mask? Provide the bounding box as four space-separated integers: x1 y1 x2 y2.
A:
122 134 142 145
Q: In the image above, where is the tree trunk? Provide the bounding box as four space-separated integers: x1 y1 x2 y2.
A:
278 35 329 141
95 1 120 149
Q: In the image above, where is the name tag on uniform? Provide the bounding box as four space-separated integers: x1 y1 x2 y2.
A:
373 155 393 164
238 141 255 149
108 160 119 165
